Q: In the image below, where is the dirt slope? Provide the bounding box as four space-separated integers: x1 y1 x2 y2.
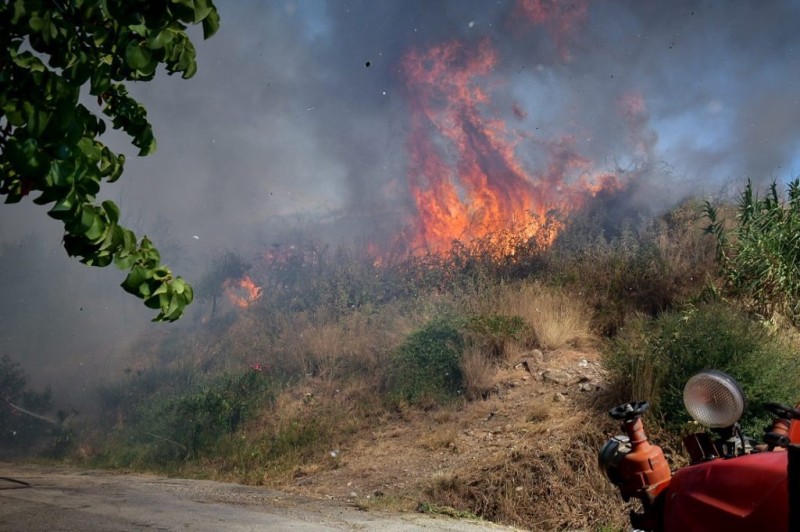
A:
265 348 623 529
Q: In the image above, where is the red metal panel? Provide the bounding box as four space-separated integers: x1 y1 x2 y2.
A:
664 452 787 531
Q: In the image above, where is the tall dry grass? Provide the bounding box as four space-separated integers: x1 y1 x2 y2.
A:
459 346 496 400
476 281 595 351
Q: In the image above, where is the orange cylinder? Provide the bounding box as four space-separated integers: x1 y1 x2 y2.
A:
618 417 672 501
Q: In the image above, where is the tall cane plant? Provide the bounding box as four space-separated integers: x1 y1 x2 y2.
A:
705 178 800 324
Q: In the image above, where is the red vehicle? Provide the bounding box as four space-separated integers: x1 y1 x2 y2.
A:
599 370 800 531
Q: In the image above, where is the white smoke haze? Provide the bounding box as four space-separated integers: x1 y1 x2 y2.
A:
1 0 799 405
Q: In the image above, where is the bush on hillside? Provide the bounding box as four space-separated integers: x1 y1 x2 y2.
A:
95 368 279 466
385 317 465 405
548 198 716 335
604 302 800 434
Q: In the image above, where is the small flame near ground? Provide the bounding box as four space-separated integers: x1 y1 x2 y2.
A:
224 275 263 308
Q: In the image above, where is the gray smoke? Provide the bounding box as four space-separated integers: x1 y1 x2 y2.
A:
2 0 799 404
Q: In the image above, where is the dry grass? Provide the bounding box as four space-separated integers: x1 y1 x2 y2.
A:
422 410 629 531
603 313 665 406
460 347 496 400
256 303 421 384
525 401 552 423
478 281 595 351
654 199 719 297
419 423 460 451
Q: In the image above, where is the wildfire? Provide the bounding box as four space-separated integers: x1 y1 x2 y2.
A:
223 275 262 308
512 0 590 61
400 36 622 258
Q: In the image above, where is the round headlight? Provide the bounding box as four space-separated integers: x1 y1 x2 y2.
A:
683 370 745 429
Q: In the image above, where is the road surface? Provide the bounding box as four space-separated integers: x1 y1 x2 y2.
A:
0 462 515 531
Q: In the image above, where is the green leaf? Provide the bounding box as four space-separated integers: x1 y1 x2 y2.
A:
125 40 154 72
121 265 149 296
90 65 112 95
202 9 220 39
6 137 51 179
191 0 213 23
64 51 91 85
152 281 169 296
29 17 44 31
102 200 120 225
148 28 175 50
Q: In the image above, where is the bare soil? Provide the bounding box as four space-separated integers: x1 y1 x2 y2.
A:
264 348 622 528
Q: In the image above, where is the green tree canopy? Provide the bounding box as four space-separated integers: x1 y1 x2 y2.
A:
0 0 220 321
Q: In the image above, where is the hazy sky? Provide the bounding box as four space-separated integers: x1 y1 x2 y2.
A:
2 0 799 399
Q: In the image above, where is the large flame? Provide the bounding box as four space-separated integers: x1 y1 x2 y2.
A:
400 37 621 258
224 275 262 308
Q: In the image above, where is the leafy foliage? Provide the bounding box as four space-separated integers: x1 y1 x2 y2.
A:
386 316 465 404
96 368 277 465
706 179 800 324
0 0 220 320
604 303 800 434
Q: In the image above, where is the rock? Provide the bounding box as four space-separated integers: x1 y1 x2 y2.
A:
515 350 544 373
553 392 566 402
542 369 573 385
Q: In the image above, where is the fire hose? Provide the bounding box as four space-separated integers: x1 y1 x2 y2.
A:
6 401 59 425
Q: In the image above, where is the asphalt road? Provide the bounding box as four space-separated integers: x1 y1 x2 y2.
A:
0 463 514 532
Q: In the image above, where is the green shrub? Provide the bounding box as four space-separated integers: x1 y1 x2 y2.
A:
95 368 280 466
605 303 800 434
386 316 465 404
706 179 800 324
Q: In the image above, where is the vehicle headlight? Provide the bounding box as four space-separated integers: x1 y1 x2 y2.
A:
683 370 745 429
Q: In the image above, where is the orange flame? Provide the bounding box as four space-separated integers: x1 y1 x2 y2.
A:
224 275 262 308
400 37 621 258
